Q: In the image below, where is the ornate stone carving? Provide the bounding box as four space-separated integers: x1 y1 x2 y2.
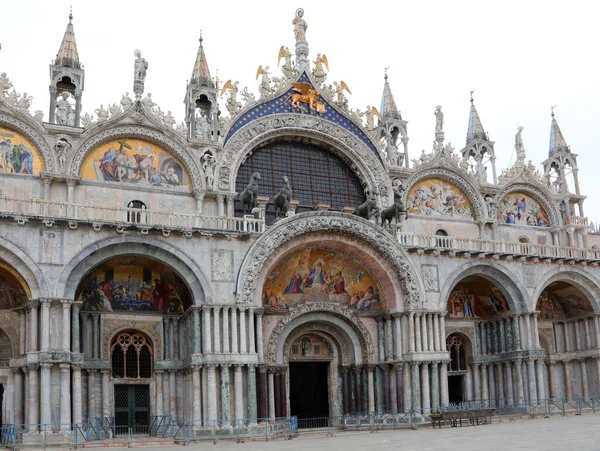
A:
102 318 163 360
211 249 233 282
218 114 391 204
444 325 475 350
421 264 439 292
403 167 486 221
266 301 376 365
236 211 423 308
69 124 203 190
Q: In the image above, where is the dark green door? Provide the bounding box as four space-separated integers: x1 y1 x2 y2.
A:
114 385 150 435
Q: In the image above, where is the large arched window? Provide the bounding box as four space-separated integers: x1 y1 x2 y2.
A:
446 334 468 372
111 332 153 378
235 141 366 224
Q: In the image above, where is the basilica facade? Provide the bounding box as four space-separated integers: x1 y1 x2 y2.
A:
0 8 598 432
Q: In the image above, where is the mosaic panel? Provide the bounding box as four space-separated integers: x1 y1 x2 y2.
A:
0 126 44 175
406 178 474 218
447 276 510 318
497 192 549 227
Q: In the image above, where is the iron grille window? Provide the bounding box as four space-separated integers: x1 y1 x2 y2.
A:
235 141 366 224
446 334 468 372
111 332 153 378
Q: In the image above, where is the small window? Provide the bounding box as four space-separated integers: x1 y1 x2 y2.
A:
111 332 153 379
435 229 448 236
446 334 468 372
127 200 147 224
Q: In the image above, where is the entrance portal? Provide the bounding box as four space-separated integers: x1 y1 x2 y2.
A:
289 362 329 423
114 385 150 435
448 375 463 403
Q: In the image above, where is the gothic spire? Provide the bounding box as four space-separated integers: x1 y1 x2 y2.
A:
466 91 487 142
191 32 214 88
380 71 401 120
549 108 570 156
55 9 80 69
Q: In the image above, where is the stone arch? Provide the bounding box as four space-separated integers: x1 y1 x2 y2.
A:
267 303 376 365
0 236 49 299
494 183 560 227
235 211 425 310
532 268 600 314
51 71 82 91
403 167 486 221
69 124 203 191
56 236 211 303
218 114 392 204
0 112 55 173
439 260 529 314
283 321 351 365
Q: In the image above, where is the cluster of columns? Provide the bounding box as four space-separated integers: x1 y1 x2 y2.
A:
406 312 447 353
475 315 522 355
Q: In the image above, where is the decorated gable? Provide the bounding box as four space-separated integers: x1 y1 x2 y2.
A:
263 247 386 311
497 192 549 227
81 138 191 191
0 126 44 175
406 178 474 219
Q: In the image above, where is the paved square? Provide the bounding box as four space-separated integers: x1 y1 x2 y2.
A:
102 415 600 451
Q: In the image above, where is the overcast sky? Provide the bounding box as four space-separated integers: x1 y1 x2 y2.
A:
2 1 599 222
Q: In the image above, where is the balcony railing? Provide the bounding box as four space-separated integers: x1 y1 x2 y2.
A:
397 232 600 262
565 216 588 226
0 196 265 234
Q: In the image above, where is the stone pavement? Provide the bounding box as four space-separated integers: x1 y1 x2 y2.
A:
92 415 600 451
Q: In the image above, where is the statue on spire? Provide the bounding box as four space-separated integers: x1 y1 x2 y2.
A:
133 49 148 100
293 8 308 42
292 8 309 70
515 125 526 167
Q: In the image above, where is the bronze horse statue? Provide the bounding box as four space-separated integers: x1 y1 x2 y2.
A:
353 190 379 219
240 172 261 212
273 175 292 217
381 187 408 226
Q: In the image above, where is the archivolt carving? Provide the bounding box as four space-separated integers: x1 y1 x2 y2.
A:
236 211 424 309
403 167 486 221
266 302 375 365
102 319 163 361
69 125 203 190
283 322 352 365
493 183 560 227
218 114 392 202
0 113 54 172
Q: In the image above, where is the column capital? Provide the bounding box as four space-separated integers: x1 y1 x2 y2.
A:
61 299 72 307
220 363 231 369
410 362 420 369
247 363 257 370
27 364 37 372
155 369 164 374
72 302 82 312
40 298 52 307
254 308 264 317
100 369 110 375
86 369 97 375
352 365 362 374
59 363 70 371
234 364 244 369
259 364 268 373
267 366 278 374
205 363 218 369
40 363 52 370
339 365 351 374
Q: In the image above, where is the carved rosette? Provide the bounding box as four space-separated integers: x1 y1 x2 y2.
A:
266 301 376 365
0 113 55 172
493 182 560 227
235 211 423 309
404 167 486 221
69 124 204 190
218 114 392 203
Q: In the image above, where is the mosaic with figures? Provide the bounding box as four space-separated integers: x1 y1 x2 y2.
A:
76 256 192 313
497 192 549 227
263 248 385 311
406 178 474 218
0 126 44 175
0 262 30 309
81 138 190 190
537 282 594 320
447 276 510 318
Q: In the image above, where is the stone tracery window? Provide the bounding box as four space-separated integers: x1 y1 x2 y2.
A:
446 334 468 372
111 332 152 378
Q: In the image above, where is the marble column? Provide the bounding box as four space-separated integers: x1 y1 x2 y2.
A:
491 321 497 354
231 307 238 354
62 300 71 352
192 309 201 354
71 303 81 354
536 359 546 401
506 318 513 351
575 320 582 351
92 314 100 358
594 316 600 349
249 308 256 354
411 363 421 412
207 365 218 420
40 299 50 352
14 369 24 424
421 314 428 352
274 371 281 417
194 367 202 420
481 364 489 400
60 364 71 427
440 314 447 350
548 363 556 399
234 365 243 420
213 306 221 353
580 359 590 398
431 362 440 409
584 319 592 350
172 318 180 359
421 363 430 411
40 363 52 425
169 370 177 417
5 370 14 425
203 307 212 354
239 308 247 354
472 364 481 400
408 312 415 352
533 314 540 348
354 367 362 413
481 323 488 355
341 367 350 414
268 368 276 419
222 307 230 353
487 363 496 402
29 301 38 351
101 370 110 418
395 363 404 412
505 362 514 405
163 319 171 360
28 365 39 428
440 361 449 406
433 314 440 351
426 314 434 353
499 320 506 353
247 365 258 420
394 315 403 358
514 360 524 402
87 370 96 420
382 365 391 411
496 363 505 404
258 365 267 419
162 370 170 420
564 322 571 352
366 366 375 412
256 310 264 361
19 311 26 355
155 370 164 417
415 314 422 352
385 318 393 361
527 359 537 403
279 370 287 417
513 316 521 351
564 360 573 400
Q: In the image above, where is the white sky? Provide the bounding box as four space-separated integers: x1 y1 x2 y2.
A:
1 0 599 221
